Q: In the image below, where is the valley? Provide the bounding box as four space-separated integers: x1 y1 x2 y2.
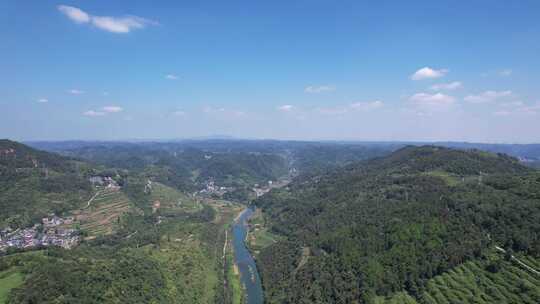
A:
1 140 540 303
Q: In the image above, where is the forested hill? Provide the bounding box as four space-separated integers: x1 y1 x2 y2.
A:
0 140 93 228
34 143 290 191
254 146 540 303
364 145 528 175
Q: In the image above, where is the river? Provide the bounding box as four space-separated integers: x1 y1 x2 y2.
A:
232 207 264 304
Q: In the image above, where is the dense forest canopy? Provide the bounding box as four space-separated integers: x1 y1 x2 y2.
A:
255 146 540 303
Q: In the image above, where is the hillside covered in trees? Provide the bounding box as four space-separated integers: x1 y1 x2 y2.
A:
35 142 290 192
254 146 540 303
0 140 94 228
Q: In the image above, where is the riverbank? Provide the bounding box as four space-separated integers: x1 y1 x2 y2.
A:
232 207 264 304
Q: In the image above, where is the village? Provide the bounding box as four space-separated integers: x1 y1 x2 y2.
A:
0 214 80 252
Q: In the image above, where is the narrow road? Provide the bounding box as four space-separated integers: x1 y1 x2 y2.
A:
85 190 101 209
495 246 540 276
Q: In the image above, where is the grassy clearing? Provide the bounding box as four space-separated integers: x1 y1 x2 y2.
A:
424 170 461 186
149 182 199 213
0 268 24 304
227 251 244 304
247 208 281 256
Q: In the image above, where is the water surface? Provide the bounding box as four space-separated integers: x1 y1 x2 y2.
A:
232 207 263 304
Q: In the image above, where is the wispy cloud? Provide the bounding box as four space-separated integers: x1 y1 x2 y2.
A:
316 101 384 116
410 67 448 80
499 69 512 77
304 85 336 94
58 5 157 34
37 98 48 103
350 100 384 111
430 81 463 91
68 89 84 95
494 101 540 116
464 90 512 103
409 93 455 106
165 74 179 80
102 106 123 113
172 110 186 116
277 105 294 112
58 5 90 23
84 106 123 117
83 110 106 117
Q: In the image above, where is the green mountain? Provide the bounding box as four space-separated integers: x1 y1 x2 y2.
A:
254 146 540 303
0 140 93 228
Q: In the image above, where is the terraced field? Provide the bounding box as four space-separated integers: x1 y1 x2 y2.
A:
148 182 200 214
377 254 540 304
74 187 133 237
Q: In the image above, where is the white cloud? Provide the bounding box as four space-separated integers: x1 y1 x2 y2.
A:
464 90 512 103
499 69 512 77
37 98 48 103
172 110 186 116
304 85 336 94
91 16 156 33
68 89 84 95
83 110 106 117
409 93 455 106
493 101 540 116
430 81 463 91
350 100 384 111
102 91 109 96
58 5 157 34
277 105 294 112
102 106 123 113
165 74 179 80
84 106 123 117
58 5 90 23
410 67 448 80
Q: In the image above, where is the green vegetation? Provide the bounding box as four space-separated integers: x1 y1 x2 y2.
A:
55 144 290 192
0 268 24 304
255 146 540 303
247 209 281 256
74 187 134 238
0 140 249 303
0 140 94 228
226 252 244 304
2 199 240 303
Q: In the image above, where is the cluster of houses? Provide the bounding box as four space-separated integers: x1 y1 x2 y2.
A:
89 175 119 189
0 214 80 252
198 180 234 197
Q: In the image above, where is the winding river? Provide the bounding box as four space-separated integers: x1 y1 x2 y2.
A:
232 207 264 304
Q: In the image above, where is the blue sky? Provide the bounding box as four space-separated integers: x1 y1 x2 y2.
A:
1 1 540 142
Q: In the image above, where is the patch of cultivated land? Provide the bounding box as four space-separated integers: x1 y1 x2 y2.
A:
247 208 281 256
146 199 243 303
0 268 24 304
148 182 200 214
73 188 133 237
376 253 540 304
